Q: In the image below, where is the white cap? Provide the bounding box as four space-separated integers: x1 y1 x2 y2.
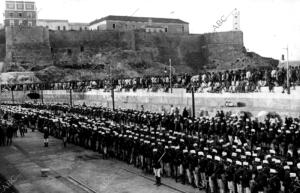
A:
270 149 276 154
227 158 232 163
183 149 188 153
255 158 261 162
297 163 300 169
265 155 271 159
263 160 269 164
257 165 263 170
270 169 277 174
215 156 221 161
275 159 281 164
287 161 293 166
290 173 297 178
243 161 249 166
190 150 196 154
198 151 204 156
153 148 158 152
207 155 212 159
245 151 251 156
284 165 290 170
222 152 227 156
236 161 242 166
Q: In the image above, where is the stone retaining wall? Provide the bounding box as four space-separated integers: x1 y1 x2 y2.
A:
1 87 299 117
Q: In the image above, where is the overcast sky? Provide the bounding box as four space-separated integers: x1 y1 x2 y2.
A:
1 0 300 61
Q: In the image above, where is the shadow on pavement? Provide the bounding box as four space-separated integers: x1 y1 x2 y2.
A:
0 173 19 193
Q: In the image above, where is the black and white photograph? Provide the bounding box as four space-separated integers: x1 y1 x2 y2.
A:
0 0 300 192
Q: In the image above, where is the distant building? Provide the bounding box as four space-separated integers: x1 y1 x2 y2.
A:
4 1 37 27
89 15 189 34
37 19 89 31
37 19 69 31
69 23 89 31
0 23 3 29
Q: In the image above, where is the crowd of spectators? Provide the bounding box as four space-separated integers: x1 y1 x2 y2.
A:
1 67 299 94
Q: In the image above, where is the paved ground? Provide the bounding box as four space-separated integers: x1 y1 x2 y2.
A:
0 131 202 193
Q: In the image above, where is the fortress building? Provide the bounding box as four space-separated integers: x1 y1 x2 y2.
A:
89 15 189 34
37 19 89 31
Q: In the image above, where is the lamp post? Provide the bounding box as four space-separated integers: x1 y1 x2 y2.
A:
109 64 115 111
69 88 73 107
11 87 14 104
282 46 290 94
41 87 44 104
169 58 172 93
192 85 195 118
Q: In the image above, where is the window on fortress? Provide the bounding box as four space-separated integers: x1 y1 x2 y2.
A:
9 13 14 18
112 24 116 29
63 26 66 31
7 3 14 9
165 28 168 32
58 26 60 30
19 13 22 17
80 46 84 52
80 27 82 31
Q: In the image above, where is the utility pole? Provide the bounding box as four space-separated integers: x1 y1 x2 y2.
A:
69 88 73 107
41 89 44 104
109 64 115 110
192 85 195 118
283 46 290 94
286 46 290 94
11 87 14 104
169 58 172 93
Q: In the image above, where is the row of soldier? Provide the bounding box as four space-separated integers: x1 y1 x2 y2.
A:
2 103 300 193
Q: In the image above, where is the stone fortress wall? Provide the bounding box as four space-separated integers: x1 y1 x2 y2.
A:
3 26 248 73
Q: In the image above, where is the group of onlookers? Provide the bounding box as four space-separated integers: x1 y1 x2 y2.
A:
0 67 299 94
